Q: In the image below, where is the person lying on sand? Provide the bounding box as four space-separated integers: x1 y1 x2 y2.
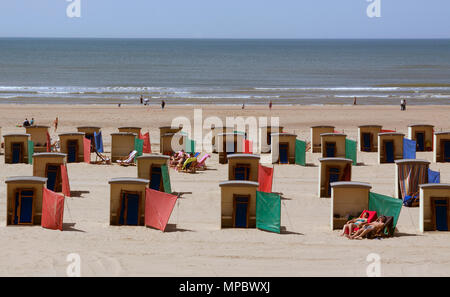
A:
340 212 370 237
350 216 386 240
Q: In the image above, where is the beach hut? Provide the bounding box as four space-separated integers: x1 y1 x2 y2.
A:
111 132 136 162
211 126 234 153
118 126 141 135
109 177 149 226
228 154 260 182
77 126 101 152
260 125 283 153
217 132 245 164
160 132 186 156
219 180 258 229
378 132 404 164
59 132 85 163
25 125 50 153
32 153 67 192
136 155 171 192
420 184 450 232
320 133 347 158
4 133 30 164
5 176 47 226
358 125 382 152
318 158 352 198
271 133 297 164
395 159 430 201
433 132 450 163
159 125 183 150
330 181 372 230
311 125 335 153
408 124 434 152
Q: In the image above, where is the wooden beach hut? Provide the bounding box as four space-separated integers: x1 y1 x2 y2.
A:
109 177 149 226
408 124 434 152
25 125 50 153
228 154 260 182
378 132 404 164
259 125 283 153
4 133 30 164
358 125 382 152
318 158 353 198
5 176 47 226
433 132 450 163
320 133 347 158
271 133 297 164
118 127 141 135
33 153 67 192
219 180 258 229
111 132 136 162
311 125 335 153
160 132 186 156
77 126 101 152
217 132 245 164
59 132 85 163
136 155 170 192
420 184 450 232
159 125 183 151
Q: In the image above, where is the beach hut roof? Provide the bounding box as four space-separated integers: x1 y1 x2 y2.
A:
419 184 450 190
378 132 404 136
27 125 50 129
320 133 347 137
408 124 434 128
159 125 183 129
434 131 450 135
108 177 149 185
110 132 137 136
311 125 335 128
136 154 170 160
260 125 284 129
271 132 296 137
119 126 141 129
227 154 260 159
32 152 67 158
5 176 47 184
358 124 382 128
77 126 101 129
219 180 259 188
395 159 430 165
319 157 353 163
3 133 30 137
59 132 85 136
330 181 372 189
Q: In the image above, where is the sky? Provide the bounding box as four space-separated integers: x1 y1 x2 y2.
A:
0 0 449 39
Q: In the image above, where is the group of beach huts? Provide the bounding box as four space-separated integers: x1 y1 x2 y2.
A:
2 123 450 234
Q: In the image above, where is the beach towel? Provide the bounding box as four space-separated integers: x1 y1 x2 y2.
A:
134 138 144 158
397 162 427 200
46 132 51 152
60 164 71 197
258 164 274 193
139 132 151 153
256 191 281 233
83 138 91 164
145 188 178 232
27 140 34 164
369 192 403 231
243 139 253 154
403 138 416 159
295 139 306 166
345 139 357 165
41 188 65 231
428 169 441 184
161 164 172 194
94 131 104 153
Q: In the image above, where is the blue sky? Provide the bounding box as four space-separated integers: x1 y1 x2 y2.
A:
0 0 449 38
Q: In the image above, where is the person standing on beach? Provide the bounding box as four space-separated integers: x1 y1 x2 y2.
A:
53 117 58 131
269 100 272 110
140 95 143 104
30 118 35 126
242 103 245 109
23 118 30 127
400 99 405 111
353 97 357 105
161 100 166 109
404 99 407 111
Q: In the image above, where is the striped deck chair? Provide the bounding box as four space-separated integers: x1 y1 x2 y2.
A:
117 150 138 166
195 154 211 170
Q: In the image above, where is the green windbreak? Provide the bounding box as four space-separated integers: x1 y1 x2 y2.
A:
185 139 195 154
28 140 34 164
369 192 403 231
295 139 306 166
134 138 144 158
345 139 357 165
256 191 281 234
161 164 172 194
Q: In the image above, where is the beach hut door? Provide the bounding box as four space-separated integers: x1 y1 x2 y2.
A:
67 140 78 163
119 192 140 226
12 142 23 164
233 195 249 228
432 198 449 231
442 141 450 162
327 167 340 196
362 133 372 152
13 189 34 225
279 143 289 164
150 166 163 191
416 132 425 151
325 142 336 157
46 164 61 192
384 141 394 163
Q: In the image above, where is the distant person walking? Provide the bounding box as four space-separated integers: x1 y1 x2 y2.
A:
401 99 406 111
161 100 166 109
23 118 30 127
140 95 143 104
269 100 272 110
144 98 149 106
242 103 245 110
53 117 58 132
353 97 357 105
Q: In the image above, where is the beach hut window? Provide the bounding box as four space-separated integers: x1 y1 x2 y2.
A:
234 164 250 180
13 189 34 225
431 197 450 231
67 140 78 163
11 142 24 164
118 191 141 226
415 131 425 152
383 140 394 163
362 133 372 152
150 166 163 191
441 140 450 162
46 164 62 192
233 195 250 228
325 142 336 157
279 143 289 164
326 167 340 196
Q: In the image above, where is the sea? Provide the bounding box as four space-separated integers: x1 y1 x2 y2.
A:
0 38 449 105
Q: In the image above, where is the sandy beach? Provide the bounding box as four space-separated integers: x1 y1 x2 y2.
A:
1 104 450 277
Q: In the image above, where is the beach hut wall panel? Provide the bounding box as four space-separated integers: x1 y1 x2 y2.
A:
311 126 335 153
159 126 183 150
4 134 30 164
259 126 284 153
161 133 186 155
211 126 234 153
271 133 297 164
433 132 450 163
217 133 245 164
32 153 67 192
111 132 136 162
358 125 382 152
320 133 347 158
331 182 371 230
77 126 101 151
394 159 430 200
318 158 353 198
6 176 47 226
59 133 85 163
109 178 149 226
118 127 141 135
220 181 258 229
227 154 260 182
25 126 50 153
378 133 404 164
136 155 170 191
420 184 450 232
408 125 434 152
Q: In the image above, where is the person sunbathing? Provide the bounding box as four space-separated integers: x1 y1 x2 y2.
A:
350 216 386 240
340 212 370 237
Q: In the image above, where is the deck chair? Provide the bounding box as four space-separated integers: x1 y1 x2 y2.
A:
305 141 311 152
182 157 197 173
116 150 138 166
195 154 211 170
93 148 111 165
